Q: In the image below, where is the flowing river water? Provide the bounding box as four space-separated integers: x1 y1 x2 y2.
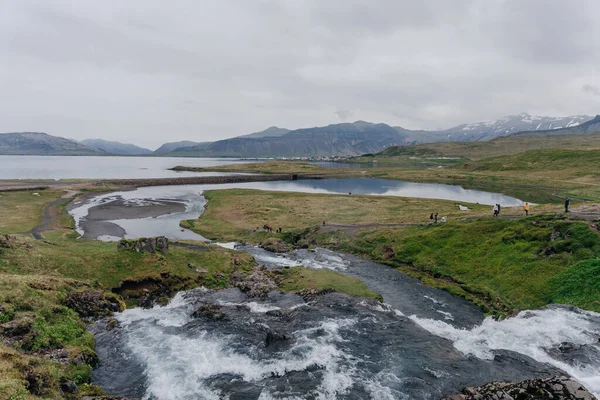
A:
69 182 600 399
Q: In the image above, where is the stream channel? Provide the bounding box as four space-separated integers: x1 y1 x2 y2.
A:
68 179 600 399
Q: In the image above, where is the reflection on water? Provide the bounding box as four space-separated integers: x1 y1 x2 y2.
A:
0 155 257 179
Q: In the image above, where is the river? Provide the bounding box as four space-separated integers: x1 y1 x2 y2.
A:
72 184 600 399
90 244 600 399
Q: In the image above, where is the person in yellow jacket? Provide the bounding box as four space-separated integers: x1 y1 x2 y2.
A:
524 202 530 216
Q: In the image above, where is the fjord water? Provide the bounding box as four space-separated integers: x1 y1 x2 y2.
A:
0 155 257 179
91 245 600 399
69 179 524 241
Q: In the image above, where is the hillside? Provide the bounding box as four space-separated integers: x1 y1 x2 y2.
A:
171 121 411 157
408 113 593 143
459 148 600 176
356 132 600 163
509 115 600 137
0 132 105 155
154 141 208 154
81 139 153 155
162 113 594 157
237 126 291 139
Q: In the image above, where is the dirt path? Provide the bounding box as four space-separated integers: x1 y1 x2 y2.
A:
29 190 78 239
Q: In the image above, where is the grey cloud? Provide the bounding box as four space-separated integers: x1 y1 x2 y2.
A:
1 0 600 148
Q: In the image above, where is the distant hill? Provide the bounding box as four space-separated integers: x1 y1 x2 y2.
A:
395 113 592 144
160 113 595 158
509 115 600 137
0 132 105 155
237 126 291 139
357 131 600 162
170 121 411 157
81 139 152 155
154 141 209 154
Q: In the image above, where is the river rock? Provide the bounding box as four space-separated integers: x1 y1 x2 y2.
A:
259 238 292 253
192 304 229 321
441 376 595 400
116 236 169 254
63 290 124 319
265 329 289 348
231 267 277 298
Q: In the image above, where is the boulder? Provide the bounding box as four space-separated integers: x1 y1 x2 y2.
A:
191 304 229 321
265 329 289 348
441 376 595 400
63 290 124 319
259 238 291 253
117 236 169 254
231 267 277 299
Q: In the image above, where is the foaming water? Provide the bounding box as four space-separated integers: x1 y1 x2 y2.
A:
91 245 600 399
94 289 572 399
409 306 600 396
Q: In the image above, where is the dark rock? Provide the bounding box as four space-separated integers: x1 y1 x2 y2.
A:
63 290 124 319
265 330 289 348
192 304 229 321
259 238 291 253
117 236 169 254
441 376 596 400
59 378 78 394
0 314 34 337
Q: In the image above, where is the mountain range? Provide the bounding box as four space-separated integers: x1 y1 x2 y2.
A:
79 139 153 155
1 113 597 157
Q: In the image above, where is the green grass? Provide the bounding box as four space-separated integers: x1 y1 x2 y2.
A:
0 190 63 233
321 217 600 314
278 267 380 300
188 189 491 243
460 149 600 175
0 235 254 289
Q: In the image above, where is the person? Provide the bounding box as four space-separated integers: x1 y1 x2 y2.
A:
497 203 501 215
493 204 499 217
565 197 570 213
434 213 438 224
441 216 447 223
524 202 529 216
322 220 326 226
429 213 434 224
278 227 282 233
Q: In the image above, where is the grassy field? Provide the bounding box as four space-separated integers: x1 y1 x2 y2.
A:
185 189 496 242
0 190 64 233
189 189 600 316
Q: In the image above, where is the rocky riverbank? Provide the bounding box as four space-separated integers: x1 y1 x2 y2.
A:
442 376 596 399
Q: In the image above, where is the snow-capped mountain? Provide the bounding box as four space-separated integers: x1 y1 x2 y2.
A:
438 113 592 142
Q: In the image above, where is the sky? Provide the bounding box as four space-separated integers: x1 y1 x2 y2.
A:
1 0 599 149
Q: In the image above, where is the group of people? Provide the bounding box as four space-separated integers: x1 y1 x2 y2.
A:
429 213 446 224
259 224 282 233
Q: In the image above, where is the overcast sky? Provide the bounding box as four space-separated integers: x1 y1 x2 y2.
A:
1 0 599 149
